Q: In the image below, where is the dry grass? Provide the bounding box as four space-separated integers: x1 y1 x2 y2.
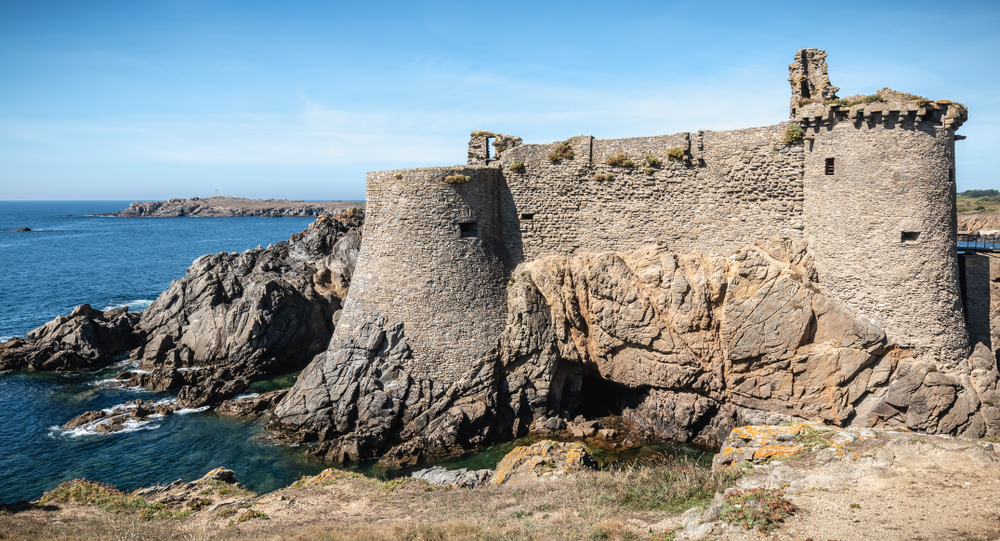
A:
0 458 738 541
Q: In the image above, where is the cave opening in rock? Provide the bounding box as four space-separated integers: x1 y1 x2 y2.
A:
570 372 639 419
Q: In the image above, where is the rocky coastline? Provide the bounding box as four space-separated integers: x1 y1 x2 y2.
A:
96 196 364 218
0 208 364 429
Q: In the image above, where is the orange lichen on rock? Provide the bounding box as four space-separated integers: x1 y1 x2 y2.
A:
713 423 880 470
490 440 597 485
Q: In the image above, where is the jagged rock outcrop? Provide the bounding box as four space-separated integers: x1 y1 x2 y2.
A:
0 305 141 371
959 213 1000 233
99 196 363 218
411 466 493 488
270 238 1000 464
216 389 289 417
268 317 509 465
489 441 597 485
502 239 1000 444
125 209 363 404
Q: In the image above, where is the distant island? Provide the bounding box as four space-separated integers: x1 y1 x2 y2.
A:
96 196 364 218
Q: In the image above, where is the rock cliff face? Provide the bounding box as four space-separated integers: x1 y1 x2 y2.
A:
99 196 363 218
0 305 140 371
270 238 1000 464
125 210 363 407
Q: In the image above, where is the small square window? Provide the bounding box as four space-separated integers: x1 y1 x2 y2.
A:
901 231 920 242
459 222 478 238
825 158 835 176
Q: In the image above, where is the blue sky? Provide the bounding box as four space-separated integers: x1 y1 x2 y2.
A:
1 0 998 201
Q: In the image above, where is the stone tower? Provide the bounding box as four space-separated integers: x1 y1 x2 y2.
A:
793 50 970 366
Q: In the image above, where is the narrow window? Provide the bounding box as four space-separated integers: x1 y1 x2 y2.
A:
825 158 835 176
459 222 478 238
520 213 534 220
901 231 920 242
800 80 810 99
485 138 494 161
949 168 955 183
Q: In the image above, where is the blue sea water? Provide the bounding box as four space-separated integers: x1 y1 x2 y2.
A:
0 201 329 503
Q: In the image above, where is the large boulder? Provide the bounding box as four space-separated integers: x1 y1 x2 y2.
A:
0 304 141 371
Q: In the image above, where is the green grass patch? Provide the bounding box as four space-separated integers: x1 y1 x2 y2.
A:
509 160 526 172
579 456 742 513
37 479 188 520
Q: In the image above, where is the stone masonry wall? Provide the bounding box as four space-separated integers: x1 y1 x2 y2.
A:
800 102 969 366
493 126 806 265
333 166 510 382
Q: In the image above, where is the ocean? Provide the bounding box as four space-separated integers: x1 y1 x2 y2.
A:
0 201 330 503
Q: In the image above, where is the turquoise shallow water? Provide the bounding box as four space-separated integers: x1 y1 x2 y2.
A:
0 201 710 503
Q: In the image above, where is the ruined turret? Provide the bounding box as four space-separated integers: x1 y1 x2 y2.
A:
789 48 840 117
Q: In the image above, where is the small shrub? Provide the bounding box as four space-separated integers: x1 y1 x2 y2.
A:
444 174 471 184
547 141 574 163
394 173 403 179
644 155 661 167
644 168 654 176
982 435 1000 443
984 401 995 407
823 94 885 108
198 488 211 495
665 147 685 161
512 510 531 519
215 507 237 518
594 173 614 181
230 509 269 525
187 498 212 511
797 98 815 107
783 124 805 145
719 488 795 533
795 425 832 451
470 130 492 137
218 487 232 495
850 503 861 509
649 529 680 541
606 153 635 167
509 161 526 172
927 365 938 373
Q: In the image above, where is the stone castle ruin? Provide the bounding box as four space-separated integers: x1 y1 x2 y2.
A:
269 49 998 464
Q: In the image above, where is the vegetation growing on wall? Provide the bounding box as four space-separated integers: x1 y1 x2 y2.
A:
593 173 614 181
823 94 885 108
606 153 635 167
782 125 805 145
666 147 685 161
509 161 526 172
444 174 472 184
547 141 574 163
644 155 661 167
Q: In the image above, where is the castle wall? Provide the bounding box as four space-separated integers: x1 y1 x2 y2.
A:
494 125 806 264
801 109 969 365
334 166 510 382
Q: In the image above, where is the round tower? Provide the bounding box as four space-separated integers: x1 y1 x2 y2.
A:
332 166 510 382
794 51 970 366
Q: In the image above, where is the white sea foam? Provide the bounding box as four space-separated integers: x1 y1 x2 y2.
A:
176 367 204 372
0 336 17 342
89 378 128 387
232 393 260 400
175 406 210 415
101 299 154 312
